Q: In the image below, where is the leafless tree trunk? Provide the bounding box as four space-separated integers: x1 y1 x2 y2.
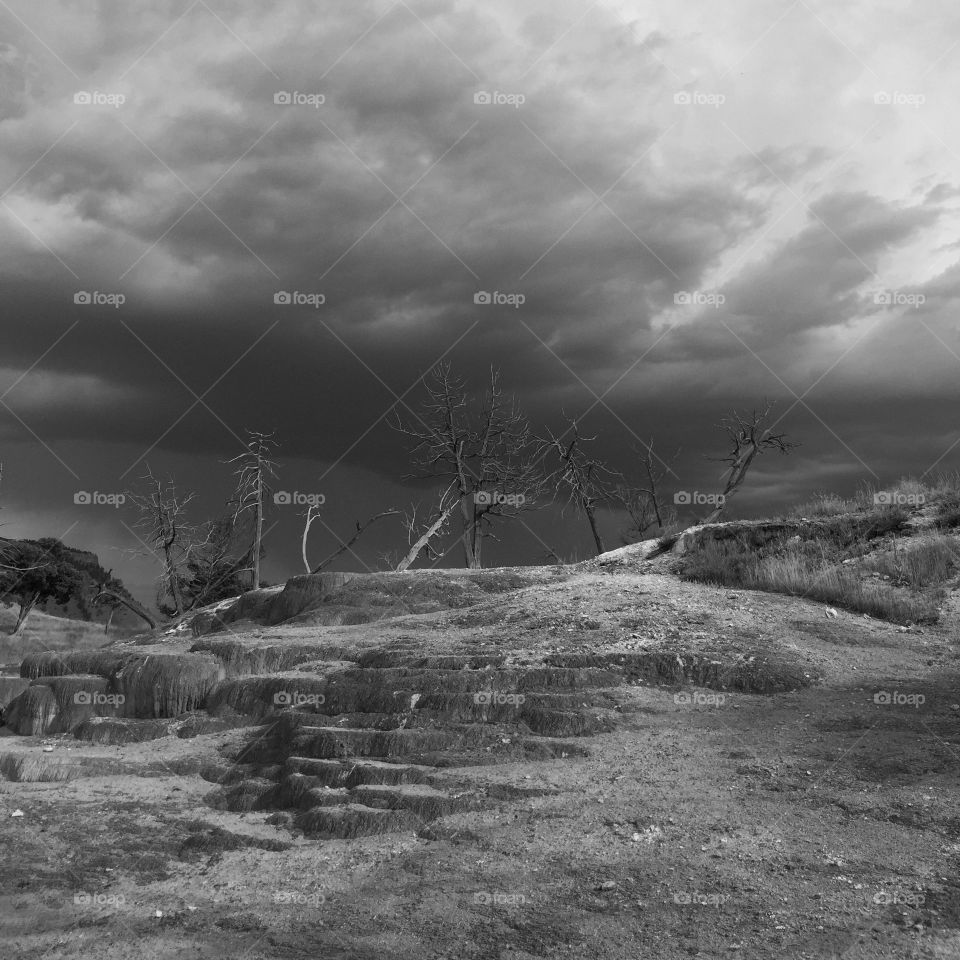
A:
391 363 544 570
227 432 279 591
12 590 39 635
126 464 196 616
396 486 458 571
701 402 798 524
92 588 157 630
615 439 679 543
537 419 625 556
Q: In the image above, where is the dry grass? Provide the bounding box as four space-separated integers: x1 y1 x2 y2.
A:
683 536 942 624
790 491 860 517
790 473 960 519
862 534 960 589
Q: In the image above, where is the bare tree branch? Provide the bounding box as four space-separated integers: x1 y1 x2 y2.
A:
701 401 799 524
309 510 400 574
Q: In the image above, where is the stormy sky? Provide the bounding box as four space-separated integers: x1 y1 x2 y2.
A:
2 0 959 605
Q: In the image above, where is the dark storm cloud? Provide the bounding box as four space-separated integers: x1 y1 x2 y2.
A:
1 0 959 595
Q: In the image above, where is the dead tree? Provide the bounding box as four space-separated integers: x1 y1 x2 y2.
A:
536 419 621 556
702 402 798 524
226 432 279 591
616 439 679 542
90 570 156 630
391 363 544 569
125 464 196 617
305 509 400 574
91 585 157 630
396 483 459 572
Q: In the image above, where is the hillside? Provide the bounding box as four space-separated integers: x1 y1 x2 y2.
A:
0 536 149 641
0 515 957 959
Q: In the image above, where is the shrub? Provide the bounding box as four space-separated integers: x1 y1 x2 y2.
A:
679 522 944 624
862 534 960 589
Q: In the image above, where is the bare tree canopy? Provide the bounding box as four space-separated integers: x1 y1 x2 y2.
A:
391 362 544 569
124 464 196 617
702 401 799 524
536 418 623 556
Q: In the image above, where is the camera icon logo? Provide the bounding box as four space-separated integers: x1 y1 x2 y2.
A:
474 490 493 505
74 291 91 305
274 291 292 305
473 91 492 105
274 491 292 505
74 91 92 105
873 690 891 704
74 691 92 705
874 91 892 104
273 691 293 706
74 491 92 505
274 91 292 105
674 491 691 505
474 291 492 305
674 91 692 105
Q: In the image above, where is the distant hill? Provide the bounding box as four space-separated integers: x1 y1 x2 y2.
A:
0 536 148 631
0 604 130 669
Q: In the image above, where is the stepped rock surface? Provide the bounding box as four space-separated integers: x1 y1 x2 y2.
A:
0 551 958 959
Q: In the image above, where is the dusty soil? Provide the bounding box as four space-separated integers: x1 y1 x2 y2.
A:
1 561 958 959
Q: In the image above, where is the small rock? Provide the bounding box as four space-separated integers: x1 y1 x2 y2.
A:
11 810 24 818
598 880 617 891
825 608 839 618
42 746 53 753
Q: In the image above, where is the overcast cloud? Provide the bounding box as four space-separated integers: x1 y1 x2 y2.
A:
2 0 959 602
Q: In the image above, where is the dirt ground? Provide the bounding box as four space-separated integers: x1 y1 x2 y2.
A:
1 562 958 959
